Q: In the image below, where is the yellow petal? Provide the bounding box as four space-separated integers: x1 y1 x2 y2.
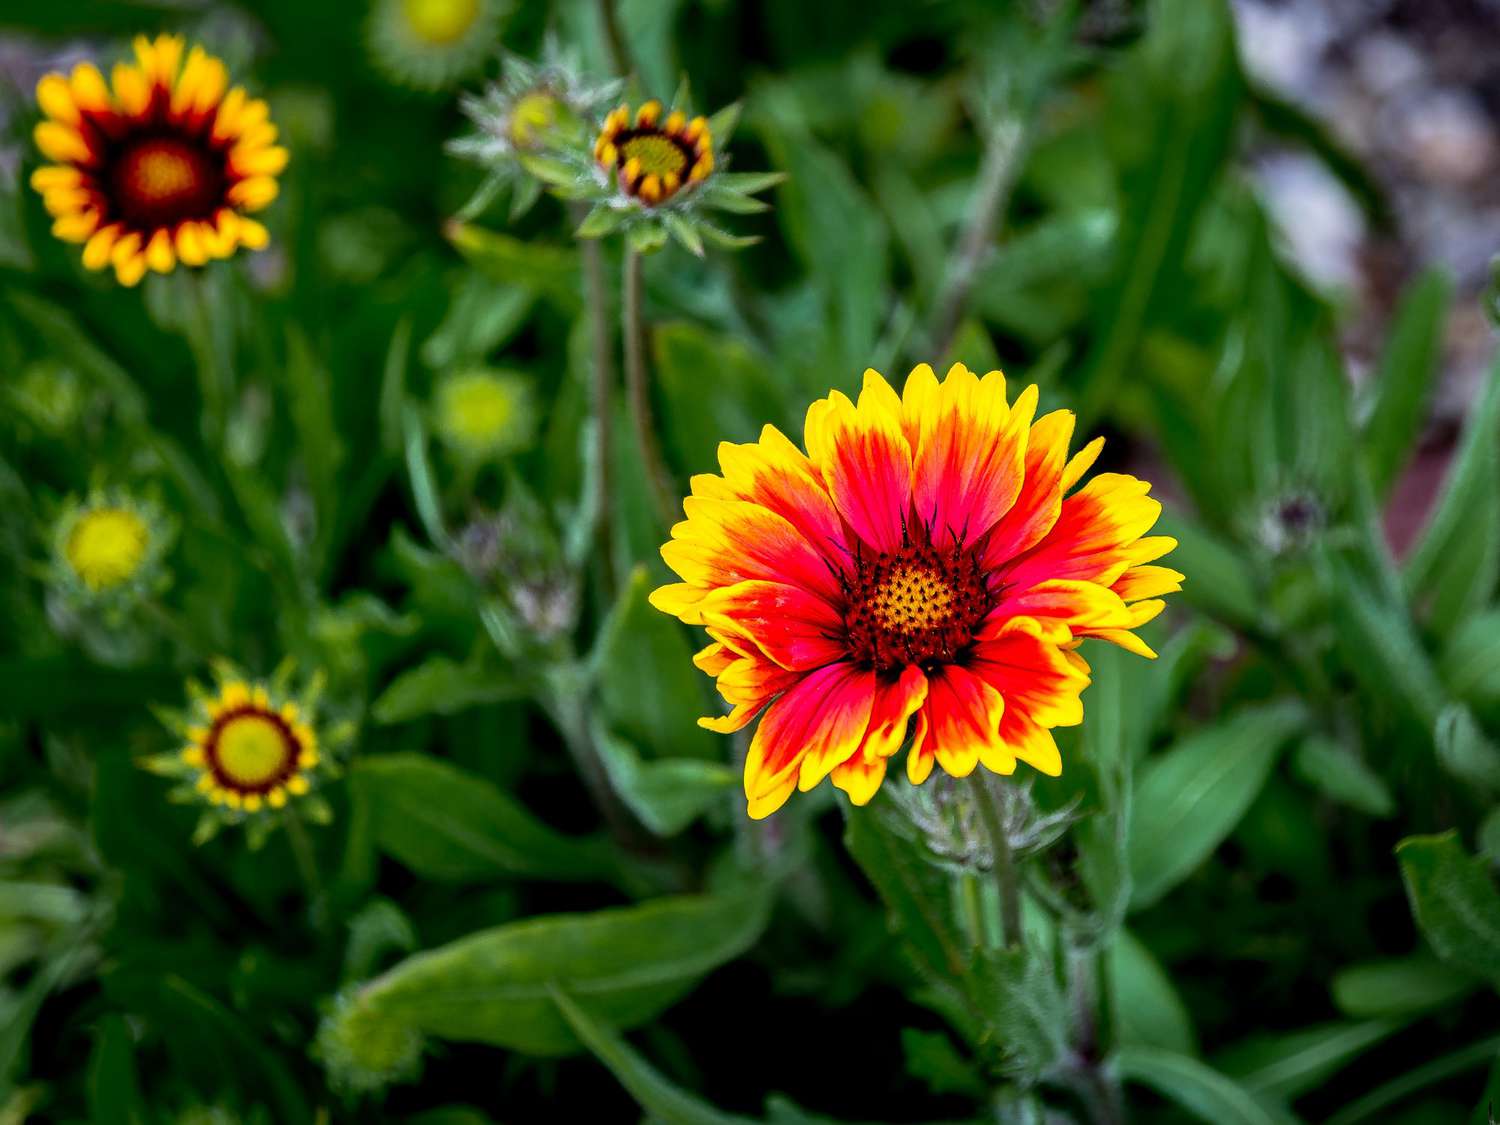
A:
34 121 89 164
42 186 90 217
82 224 120 270
51 209 99 243
36 74 79 125
267 787 287 808
227 176 278 210
235 216 269 250
30 165 81 192
231 144 288 178
69 63 111 112
211 86 248 143
175 221 208 267
145 229 176 273
111 62 150 116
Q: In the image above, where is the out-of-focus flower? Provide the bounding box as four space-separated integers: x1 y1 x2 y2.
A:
447 42 620 220
896 772 1078 875
48 488 174 619
432 367 534 464
30 34 287 286
316 985 424 1096
8 361 85 436
145 663 344 843
367 0 507 92
530 95 780 255
651 363 1181 818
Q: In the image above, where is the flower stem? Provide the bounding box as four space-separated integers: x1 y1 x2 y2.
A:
971 774 1021 948
578 215 617 597
185 270 232 445
284 808 328 932
923 118 1024 364
621 247 679 529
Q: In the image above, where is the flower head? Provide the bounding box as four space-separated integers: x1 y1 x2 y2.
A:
650 364 1182 818
594 101 713 208
447 43 620 219
368 0 507 91
432 367 534 463
30 35 287 287
49 488 173 615
147 663 342 842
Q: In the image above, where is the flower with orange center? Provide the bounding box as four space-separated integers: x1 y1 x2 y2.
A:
650 363 1182 819
30 34 287 287
593 101 713 207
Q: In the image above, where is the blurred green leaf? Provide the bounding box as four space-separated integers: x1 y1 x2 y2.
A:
550 986 756 1124
654 321 787 468
593 727 735 837
371 655 524 723
86 1015 148 1125
445 222 581 309
1291 735 1395 818
350 754 612 882
1155 514 1260 630
1331 956 1478 1019
1116 1045 1301 1125
1397 831 1500 983
1404 353 1500 635
594 566 717 761
1441 610 1500 706
1360 270 1452 498
349 891 770 1056
1108 927 1197 1055
1129 702 1304 909
900 1029 987 1099
1216 1020 1401 1103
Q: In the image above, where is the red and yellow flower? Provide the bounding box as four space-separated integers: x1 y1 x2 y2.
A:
650 363 1181 818
593 100 713 207
30 34 286 286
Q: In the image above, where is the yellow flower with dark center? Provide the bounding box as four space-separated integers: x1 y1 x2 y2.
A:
181 679 318 813
64 505 149 591
369 0 507 91
594 101 714 207
30 34 287 287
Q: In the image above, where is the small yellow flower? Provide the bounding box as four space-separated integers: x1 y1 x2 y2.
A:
49 489 173 615
146 663 342 842
30 34 286 286
593 101 714 207
64 506 148 591
368 0 508 91
433 367 534 463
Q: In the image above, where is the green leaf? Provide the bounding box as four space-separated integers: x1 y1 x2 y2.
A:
1396 831 1500 982
712 171 786 194
1155 514 1260 630
1436 704 1500 793
653 321 786 468
444 222 581 309
593 727 735 836
705 102 742 145
626 222 669 255
550 986 756 1124
1404 352 1500 635
86 1015 148 1125
1360 270 1452 497
1108 927 1197 1055
1331 956 1478 1018
1128 702 1304 909
576 205 625 239
1116 1046 1301 1125
1327 557 1445 729
1441 610 1500 706
1216 1020 1401 1102
900 1029 987 1099
350 891 770 1056
594 566 717 761
664 212 705 257
1323 1035 1500 1125
1291 735 1394 818
349 754 612 882
371 655 525 724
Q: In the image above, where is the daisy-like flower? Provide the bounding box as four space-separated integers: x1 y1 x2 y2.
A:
432 367 535 464
368 0 507 91
30 34 287 287
650 363 1182 819
528 94 778 255
147 664 342 843
594 100 714 208
49 489 174 616
447 43 620 220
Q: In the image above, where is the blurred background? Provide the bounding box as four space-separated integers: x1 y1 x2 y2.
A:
1 0 1499 1122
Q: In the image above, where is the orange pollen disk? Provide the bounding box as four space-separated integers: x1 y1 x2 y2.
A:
842 536 992 673
108 134 223 229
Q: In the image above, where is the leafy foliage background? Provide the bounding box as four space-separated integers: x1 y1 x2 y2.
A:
1 0 1499 1122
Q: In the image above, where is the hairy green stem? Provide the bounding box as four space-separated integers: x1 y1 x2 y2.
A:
578 216 617 596
971 775 1021 948
597 0 633 77
285 809 328 933
621 247 679 529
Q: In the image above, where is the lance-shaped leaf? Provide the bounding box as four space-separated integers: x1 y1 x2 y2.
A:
1396 831 1500 983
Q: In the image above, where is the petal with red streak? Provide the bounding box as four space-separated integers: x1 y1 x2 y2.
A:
700 580 847 671
908 662 1005 781
804 371 912 554
744 662 873 817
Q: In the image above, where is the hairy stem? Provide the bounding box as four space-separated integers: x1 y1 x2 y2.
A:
284 809 328 933
597 0 633 77
924 118 1024 364
971 775 1021 948
578 217 617 596
622 247 679 529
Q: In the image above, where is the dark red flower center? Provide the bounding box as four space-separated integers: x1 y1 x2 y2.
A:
107 133 224 229
843 534 993 673
203 705 301 795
